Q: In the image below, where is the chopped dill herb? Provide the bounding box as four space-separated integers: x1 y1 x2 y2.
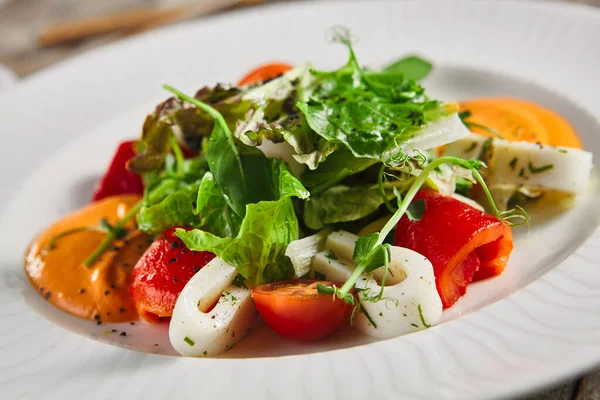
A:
418 304 431 328
528 162 554 174
508 157 518 171
359 302 378 329
464 142 478 153
325 250 338 261
478 138 494 163
232 274 248 289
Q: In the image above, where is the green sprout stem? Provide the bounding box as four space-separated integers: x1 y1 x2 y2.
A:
170 134 185 175
83 200 142 267
44 226 106 253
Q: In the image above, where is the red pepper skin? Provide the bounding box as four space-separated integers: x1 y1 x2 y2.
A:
91 141 144 202
395 189 513 308
129 227 216 321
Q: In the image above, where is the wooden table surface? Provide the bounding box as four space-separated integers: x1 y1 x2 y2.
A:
0 0 599 399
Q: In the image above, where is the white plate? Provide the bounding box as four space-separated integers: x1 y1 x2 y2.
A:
1 1 599 399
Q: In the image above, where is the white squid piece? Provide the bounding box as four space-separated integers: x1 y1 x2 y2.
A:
444 134 593 194
169 258 260 357
355 246 442 338
312 231 443 338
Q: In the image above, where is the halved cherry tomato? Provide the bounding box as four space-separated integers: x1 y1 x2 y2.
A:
129 227 216 321
91 140 144 202
251 280 352 342
237 63 293 86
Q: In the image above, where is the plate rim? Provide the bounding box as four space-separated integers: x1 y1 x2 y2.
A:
1 1 600 399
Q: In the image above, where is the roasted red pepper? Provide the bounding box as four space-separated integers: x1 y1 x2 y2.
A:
395 189 513 308
129 227 215 321
91 140 144 202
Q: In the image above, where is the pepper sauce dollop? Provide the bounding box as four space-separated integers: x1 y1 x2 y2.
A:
24 195 151 322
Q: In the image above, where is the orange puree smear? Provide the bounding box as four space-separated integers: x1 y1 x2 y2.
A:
459 98 582 149
24 195 151 322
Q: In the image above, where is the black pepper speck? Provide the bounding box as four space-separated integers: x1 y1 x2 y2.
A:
120 332 127 337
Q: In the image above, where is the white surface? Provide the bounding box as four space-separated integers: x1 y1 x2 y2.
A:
0 63 17 91
1 1 600 399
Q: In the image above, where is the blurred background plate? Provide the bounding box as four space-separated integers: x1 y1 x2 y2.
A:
0 1 600 399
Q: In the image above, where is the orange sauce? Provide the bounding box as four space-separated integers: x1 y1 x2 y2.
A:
24 195 151 322
459 98 582 149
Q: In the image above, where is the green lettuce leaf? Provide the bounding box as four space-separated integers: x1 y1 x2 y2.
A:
192 158 308 238
194 172 243 237
382 55 433 81
128 85 249 174
137 155 208 234
303 177 419 230
297 37 448 161
300 150 377 193
304 185 385 230
270 158 310 200
176 197 297 284
137 180 201 234
233 65 337 170
128 98 187 174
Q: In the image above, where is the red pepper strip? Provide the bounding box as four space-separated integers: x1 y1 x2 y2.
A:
237 63 293 86
129 227 216 321
394 189 513 308
91 140 144 202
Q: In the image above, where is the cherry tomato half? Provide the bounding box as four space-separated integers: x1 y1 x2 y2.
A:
237 63 293 86
251 280 352 342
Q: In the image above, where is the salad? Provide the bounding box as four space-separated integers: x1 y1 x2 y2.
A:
24 32 594 357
